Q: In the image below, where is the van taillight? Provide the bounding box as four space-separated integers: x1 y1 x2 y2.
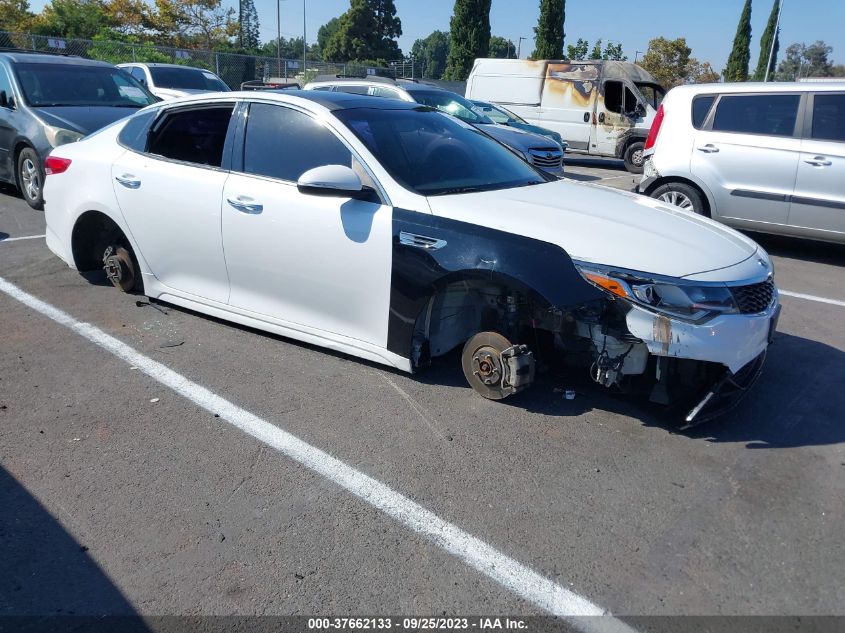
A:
44 156 72 175
644 104 664 151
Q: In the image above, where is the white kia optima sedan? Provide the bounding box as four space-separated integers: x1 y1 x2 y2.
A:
43 91 780 424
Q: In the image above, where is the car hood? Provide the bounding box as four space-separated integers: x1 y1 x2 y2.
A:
425 179 760 280
508 121 563 145
476 123 560 151
30 106 141 136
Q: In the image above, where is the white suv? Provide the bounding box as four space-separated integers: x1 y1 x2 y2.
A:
639 82 845 244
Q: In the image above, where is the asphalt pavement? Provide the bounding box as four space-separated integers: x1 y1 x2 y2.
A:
1 161 843 628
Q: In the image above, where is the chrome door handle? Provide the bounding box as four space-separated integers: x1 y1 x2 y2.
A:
805 156 832 167
115 174 141 189
697 144 720 153
226 196 263 214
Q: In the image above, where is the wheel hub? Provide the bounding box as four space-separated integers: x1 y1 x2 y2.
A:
103 246 135 292
472 347 503 386
21 158 39 200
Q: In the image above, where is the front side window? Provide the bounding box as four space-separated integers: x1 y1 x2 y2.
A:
0 65 13 105
712 94 800 137
636 83 666 109
604 81 623 114
335 106 545 196
14 63 156 107
148 67 229 92
811 93 845 142
129 67 147 84
242 103 352 182
146 104 234 166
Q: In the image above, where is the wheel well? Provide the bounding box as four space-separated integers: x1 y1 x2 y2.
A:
411 277 547 367
643 176 712 217
616 134 646 159
71 211 130 272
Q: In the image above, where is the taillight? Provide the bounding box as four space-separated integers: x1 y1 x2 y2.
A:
44 156 72 175
644 104 664 151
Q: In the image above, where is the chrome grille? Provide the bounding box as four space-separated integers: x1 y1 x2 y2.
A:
528 148 563 169
731 279 776 314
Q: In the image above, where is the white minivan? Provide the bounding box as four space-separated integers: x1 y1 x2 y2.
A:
639 82 845 244
466 58 665 172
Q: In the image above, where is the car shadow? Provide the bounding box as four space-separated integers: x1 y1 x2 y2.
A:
563 156 627 171
120 292 843 450
419 332 845 449
0 232 9 241
563 172 602 183
0 182 23 200
747 232 845 267
0 465 150 630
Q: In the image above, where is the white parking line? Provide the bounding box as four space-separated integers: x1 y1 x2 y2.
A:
780 290 845 308
0 234 46 243
0 275 635 632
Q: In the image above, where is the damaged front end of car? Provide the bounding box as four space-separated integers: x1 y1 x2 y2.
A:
563 261 780 425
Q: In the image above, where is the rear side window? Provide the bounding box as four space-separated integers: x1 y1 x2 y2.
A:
242 103 351 182
811 93 845 142
118 109 157 151
691 95 716 129
147 104 234 166
333 85 369 95
712 94 800 137
370 87 401 99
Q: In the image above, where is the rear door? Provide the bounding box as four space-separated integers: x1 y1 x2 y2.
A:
788 92 845 239
538 63 598 153
690 92 803 227
111 102 236 303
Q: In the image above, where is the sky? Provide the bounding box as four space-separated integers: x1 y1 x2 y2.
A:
24 0 845 69
252 0 844 70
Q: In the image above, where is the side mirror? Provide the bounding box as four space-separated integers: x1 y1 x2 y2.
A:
297 164 370 199
0 90 8 108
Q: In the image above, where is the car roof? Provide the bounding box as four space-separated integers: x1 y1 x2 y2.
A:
671 81 845 95
119 62 212 70
0 51 111 66
153 89 425 112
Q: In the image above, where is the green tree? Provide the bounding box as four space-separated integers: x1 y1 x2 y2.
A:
102 0 152 36
237 0 260 51
323 0 402 62
531 0 564 59
488 35 514 58
152 0 237 49
260 36 305 60
410 30 449 79
565 37 588 60
32 0 110 39
590 39 602 59
776 41 835 79
724 0 752 82
753 0 780 81
316 17 341 57
640 36 716 87
602 41 626 61
444 0 491 80
0 0 35 32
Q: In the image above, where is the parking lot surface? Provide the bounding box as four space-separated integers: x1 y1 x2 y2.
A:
1 166 844 624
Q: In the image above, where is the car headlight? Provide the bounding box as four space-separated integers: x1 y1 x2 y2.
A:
574 262 739 323
45 125 83 147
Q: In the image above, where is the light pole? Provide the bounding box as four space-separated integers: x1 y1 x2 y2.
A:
634 50 643 64
764 0 785 82
517 36 527 59
302 0 306 76
276 0 281 76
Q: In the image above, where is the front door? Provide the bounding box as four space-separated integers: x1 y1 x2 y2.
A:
592 80 639 158
110 102 235 303
221 102 392 346
690 93 802 227
789 92 845 239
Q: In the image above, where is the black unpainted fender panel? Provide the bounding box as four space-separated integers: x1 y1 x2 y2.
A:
387 208 605 357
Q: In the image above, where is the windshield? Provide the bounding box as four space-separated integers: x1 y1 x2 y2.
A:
635 82 666 109
473 101 527 125
149 66 230 92
334 107 545 196
409 90 494 125
15 63 156 107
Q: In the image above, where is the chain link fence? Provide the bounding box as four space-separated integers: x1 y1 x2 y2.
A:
0 31 420 88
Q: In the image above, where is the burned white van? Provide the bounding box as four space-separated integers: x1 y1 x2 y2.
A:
466 59 666 173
